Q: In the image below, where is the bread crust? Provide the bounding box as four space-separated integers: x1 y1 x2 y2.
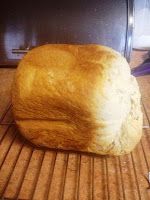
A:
12 44 143 155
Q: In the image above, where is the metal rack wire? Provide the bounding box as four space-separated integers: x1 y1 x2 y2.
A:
0 101 150 200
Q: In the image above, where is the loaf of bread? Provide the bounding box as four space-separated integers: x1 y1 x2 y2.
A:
12 44 143 155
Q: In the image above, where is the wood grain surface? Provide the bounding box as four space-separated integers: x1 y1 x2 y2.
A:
0 50 150 200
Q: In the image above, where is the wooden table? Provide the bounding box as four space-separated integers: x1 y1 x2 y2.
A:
0 51 150 200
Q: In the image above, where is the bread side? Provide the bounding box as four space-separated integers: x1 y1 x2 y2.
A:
12 44 143 155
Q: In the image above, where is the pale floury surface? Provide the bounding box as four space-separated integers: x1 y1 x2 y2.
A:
12 44 143 155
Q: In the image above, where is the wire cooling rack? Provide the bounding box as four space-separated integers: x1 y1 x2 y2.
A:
0 101 150 200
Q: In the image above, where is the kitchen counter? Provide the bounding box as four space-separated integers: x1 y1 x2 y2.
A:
0 50 150 200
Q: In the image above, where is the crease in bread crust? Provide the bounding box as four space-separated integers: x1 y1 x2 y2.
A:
12 44 143 155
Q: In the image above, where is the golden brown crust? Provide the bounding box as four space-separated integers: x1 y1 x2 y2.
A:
12 44 143 155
